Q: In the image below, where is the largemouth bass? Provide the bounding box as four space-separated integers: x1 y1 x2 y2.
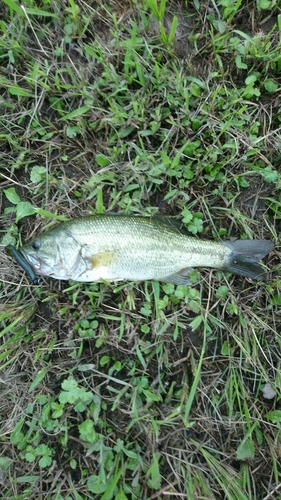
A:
15 215 273 284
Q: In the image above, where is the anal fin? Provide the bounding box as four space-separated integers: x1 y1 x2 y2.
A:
160 267 193 285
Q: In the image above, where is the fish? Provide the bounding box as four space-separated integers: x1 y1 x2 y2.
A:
14 214 273 284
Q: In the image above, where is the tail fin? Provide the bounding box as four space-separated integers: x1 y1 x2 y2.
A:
223 240 274 280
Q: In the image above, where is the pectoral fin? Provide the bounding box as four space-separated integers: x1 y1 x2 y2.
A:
88 250 118 269
160 268 193 285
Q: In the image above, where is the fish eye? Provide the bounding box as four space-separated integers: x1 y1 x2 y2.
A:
32 239 41 251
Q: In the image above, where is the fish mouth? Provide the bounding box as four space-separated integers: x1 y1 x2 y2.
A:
20 248 61 277
19 248 42 273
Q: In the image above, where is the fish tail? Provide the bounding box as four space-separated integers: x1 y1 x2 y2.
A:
223 239 274 280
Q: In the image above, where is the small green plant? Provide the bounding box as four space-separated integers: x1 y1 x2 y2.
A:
145 0 178 47
25 443 53 468
74 315 99 338
181 207 204 234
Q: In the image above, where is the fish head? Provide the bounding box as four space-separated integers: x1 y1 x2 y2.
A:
20 227 85 280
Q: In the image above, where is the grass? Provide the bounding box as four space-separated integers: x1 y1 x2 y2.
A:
0 0 281 498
